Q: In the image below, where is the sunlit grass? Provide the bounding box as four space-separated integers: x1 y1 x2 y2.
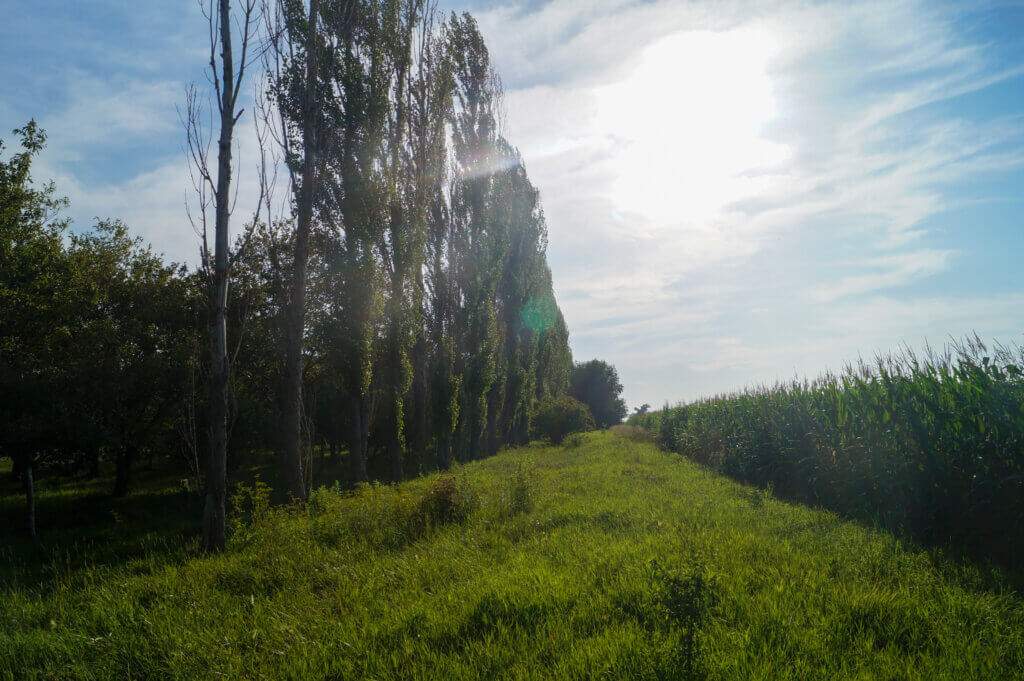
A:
3 430 1023 679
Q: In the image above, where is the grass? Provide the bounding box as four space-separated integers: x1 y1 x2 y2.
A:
2 429 1023 680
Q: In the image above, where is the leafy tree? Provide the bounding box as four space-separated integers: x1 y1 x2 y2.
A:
2 123 195 535
267 0 322 502
569 360 627 428
68 220 194 497
0 121 72 537
531 395 594 445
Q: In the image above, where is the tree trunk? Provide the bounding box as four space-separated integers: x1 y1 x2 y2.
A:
278 0 319 504
201 0 237 553
486 384 501 457
87 447 100 479
349 394 368 484
12 454 24 484
385 337 404 483
387 421 403 482
436 434 451 471
113 445 134 497
468 402 482 461
410 301 427 476
23 458 36 539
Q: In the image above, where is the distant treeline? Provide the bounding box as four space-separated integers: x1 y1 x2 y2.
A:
630 338 1024 569
1 7 577 539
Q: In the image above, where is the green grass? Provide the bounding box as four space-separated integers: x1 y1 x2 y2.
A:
3 429 1023 680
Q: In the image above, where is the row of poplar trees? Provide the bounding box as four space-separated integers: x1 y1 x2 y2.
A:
194 0 573 549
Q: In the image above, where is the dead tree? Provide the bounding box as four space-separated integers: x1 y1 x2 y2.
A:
184 0 263 552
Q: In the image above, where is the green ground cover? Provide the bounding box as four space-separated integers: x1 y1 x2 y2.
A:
3 429 1022 680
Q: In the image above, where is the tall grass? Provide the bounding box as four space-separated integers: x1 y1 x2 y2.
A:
4 432 1023 679
632 336 1024 569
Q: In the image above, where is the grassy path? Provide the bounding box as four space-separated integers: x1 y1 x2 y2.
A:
2 430 1023 679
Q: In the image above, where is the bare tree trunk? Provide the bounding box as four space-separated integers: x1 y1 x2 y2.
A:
204 253 229 549
202 0 240 552
386 416 403 483
278 0 320 503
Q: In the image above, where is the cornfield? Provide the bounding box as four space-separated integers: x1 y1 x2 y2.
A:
631 336 1024 569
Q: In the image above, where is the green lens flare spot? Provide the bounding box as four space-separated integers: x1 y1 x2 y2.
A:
521 296 557 333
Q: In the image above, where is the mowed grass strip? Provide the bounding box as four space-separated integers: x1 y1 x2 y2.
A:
2 430 1022 680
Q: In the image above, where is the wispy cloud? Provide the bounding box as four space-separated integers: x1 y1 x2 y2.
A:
474 0 1024 406
3 0 1022 408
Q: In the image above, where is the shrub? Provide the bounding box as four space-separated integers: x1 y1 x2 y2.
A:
532 395 595 445
416 475 478 526
227 477 274 542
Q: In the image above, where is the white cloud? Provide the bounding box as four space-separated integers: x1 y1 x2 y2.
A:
7 0 1022 410
809 249 958 302
474 0 1024 407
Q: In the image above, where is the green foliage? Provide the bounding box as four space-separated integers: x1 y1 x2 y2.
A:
1 123 196 508
532 395 595 445
416 474 479 526
650 560 719 680
632 337 1024 567
227 477 274 542
503 461 534 515
570 359 627 428
3 432 1023 679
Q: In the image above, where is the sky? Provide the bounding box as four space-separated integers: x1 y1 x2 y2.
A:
2 0 1023 410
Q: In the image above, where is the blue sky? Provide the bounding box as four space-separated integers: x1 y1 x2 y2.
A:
2 0 1023 409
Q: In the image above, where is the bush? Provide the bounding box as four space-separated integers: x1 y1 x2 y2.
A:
532 395 595 445
416 474 478 526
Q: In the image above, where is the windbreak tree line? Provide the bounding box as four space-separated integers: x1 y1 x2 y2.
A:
630 338 1024 569
1 4 573 543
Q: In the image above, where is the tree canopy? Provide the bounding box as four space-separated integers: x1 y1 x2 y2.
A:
569 359 627 429
1 5 578 541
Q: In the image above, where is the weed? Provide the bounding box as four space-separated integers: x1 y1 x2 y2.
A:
650 560 719 680
416 475 478 527
504 461 534 515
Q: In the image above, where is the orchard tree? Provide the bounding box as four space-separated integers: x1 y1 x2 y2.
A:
0 122 72 538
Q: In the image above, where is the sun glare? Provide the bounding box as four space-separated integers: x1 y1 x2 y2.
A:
594 28 789 223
